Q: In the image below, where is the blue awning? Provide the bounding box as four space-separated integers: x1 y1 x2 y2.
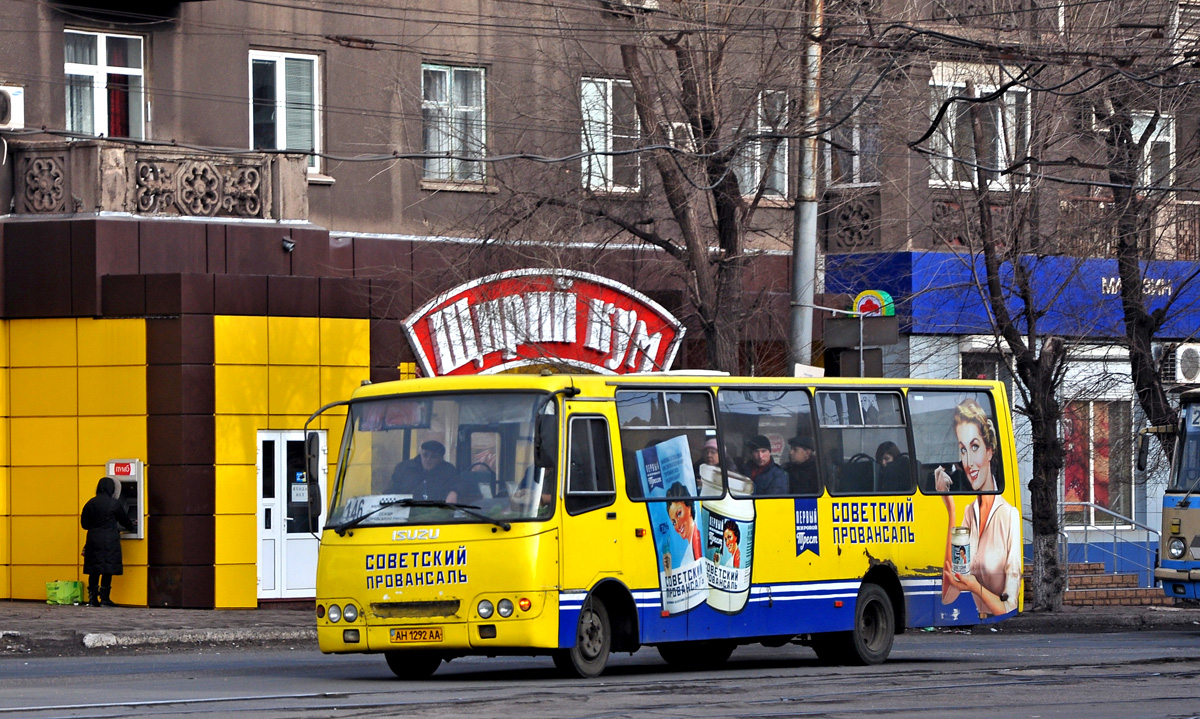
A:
826 253 1200 339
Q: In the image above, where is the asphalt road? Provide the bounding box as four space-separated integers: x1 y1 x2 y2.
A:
3 630 1200 718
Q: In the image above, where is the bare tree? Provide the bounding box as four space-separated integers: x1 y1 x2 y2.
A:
475 0 805 373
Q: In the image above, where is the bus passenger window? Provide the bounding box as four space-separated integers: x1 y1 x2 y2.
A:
907 390 1003 494
616 389 718 500
716 389 822 497
817 390 912 495
566 416 616 515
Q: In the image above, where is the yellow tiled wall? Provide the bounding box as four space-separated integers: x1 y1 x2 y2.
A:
212 316 369 608
4 319 147 604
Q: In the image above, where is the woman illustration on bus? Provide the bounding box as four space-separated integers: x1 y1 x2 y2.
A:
716 519 741 568
662 482 701 572
934 398 1021 617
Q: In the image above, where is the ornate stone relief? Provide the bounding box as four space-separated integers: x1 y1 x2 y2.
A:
825 191 881 251
17 155 68 213
135 158 265 218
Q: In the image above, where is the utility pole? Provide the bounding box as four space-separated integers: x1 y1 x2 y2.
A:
789 0 824 371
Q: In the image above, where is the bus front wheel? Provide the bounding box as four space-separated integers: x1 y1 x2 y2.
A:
553 599 611 678
384 650 442 679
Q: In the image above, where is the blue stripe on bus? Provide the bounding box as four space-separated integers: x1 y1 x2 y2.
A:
556 578 976 647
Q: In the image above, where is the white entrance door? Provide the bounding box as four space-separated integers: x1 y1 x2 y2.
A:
258 430 327 599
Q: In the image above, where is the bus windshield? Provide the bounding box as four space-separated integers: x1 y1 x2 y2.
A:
328 392 553 528
1172 430 1200 492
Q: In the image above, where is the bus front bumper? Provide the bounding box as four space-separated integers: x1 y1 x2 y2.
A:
1155 567 1200 599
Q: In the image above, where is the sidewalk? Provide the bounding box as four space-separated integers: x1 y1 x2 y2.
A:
2 600 1200 658
0 600 316 657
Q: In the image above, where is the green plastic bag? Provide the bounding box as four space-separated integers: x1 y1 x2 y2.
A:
45 580 84 605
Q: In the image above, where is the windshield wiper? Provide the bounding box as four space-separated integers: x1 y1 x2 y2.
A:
332 498 511 535
402 499 512 532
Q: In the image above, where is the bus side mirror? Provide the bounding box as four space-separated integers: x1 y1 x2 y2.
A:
1136 430 1150 472
306 431 323 532
535 415 558 470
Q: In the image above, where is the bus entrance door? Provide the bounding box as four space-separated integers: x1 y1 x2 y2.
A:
559 412 623 590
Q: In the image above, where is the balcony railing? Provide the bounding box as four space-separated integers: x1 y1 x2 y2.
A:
8 139 309 220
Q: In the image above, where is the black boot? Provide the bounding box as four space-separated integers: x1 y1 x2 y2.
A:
88 585 101 607
99 587 117 607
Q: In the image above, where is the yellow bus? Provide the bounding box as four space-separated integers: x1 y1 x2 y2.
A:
307 373 1022 678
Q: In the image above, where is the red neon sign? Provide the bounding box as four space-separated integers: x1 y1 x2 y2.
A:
403 270 685 377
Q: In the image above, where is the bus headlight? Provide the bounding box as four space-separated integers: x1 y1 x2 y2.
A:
478 600 494 618
1169 537 1186 559
328 604 342 623
497 599 514 618
342 603 358 623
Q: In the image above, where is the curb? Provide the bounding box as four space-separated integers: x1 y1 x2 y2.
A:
80 627 317 649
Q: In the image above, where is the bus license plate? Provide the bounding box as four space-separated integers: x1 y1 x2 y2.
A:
391 627 443 643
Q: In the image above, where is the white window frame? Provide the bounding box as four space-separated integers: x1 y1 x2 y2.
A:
734 90 789 198
64 29 145 140
421 64 487 184
248 50 321 172
825 96 881 187
928 79 1028 190
580 77 641 193
1132 112 1174 189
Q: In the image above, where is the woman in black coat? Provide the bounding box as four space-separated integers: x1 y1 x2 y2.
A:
81 476 135 607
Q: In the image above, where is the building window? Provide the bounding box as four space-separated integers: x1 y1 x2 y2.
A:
64 30 145 140
422 64 486 183
580 78 640 192
1132 112 1174 189
961 351 1014 399
826 96 881 186
1062 400 1133 526
929 83 1028 188
249 51 320 171
733 90 788 197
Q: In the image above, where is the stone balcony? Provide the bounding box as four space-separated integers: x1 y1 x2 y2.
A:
7 140 309 221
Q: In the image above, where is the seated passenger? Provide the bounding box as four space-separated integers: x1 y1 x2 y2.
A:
386 440 462 503
783 435 820 495
744 434 788 495
876 440 910 493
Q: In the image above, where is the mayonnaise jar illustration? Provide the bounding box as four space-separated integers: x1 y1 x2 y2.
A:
698 464 755 613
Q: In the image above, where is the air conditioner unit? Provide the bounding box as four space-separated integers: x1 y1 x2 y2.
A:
1176 343 1200 384
606 0 659 12
0 85 25 131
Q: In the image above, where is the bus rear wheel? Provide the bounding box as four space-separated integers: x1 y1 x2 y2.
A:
809 583 894 665
848 583 894 665
384 650 442 679
553 598 611 678
657 640 735 670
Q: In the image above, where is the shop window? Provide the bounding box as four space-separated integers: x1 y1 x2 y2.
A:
65 30 145 140
1063 400 1133 526
961 352 1014 399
